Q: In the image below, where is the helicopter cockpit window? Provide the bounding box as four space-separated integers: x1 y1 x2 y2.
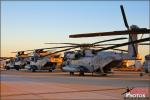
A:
74 51 84 59
53 55 60 58
6 61 10 64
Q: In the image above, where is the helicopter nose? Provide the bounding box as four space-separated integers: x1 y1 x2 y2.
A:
62 66 79 72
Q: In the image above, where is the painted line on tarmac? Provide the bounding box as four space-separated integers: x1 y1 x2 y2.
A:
2 88 125 97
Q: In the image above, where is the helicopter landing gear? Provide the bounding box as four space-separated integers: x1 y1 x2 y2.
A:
15 65 20 71
16 68 20 71
31 68 36 72
79 72 84 76
101 73 107 76
5 66 10 70
31 65 37 72
49 69 52 72
139 72 144 77
70 72 74 76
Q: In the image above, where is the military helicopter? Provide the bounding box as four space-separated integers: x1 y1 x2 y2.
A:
45 37 129 75
45 37 149 76
24 48 63 72
0 57 15 70
44 5 150 76
3 51 31 70
45 37 128 60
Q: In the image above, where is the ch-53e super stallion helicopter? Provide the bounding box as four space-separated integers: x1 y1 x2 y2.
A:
0 57 14 69
45 37 149 76
3 51 31 70
45 37 129 75
45 5 150 76
24 48 63 72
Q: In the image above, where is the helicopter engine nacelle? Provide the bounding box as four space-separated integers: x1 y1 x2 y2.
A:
64 51 76 60
84 49 95 57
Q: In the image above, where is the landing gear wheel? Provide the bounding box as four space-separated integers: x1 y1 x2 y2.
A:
6 68 10 70
101 73 107 76
140 72 144 77
15 65 20 71
70 72 74 76
49 69 52 72
16 68 20 71
6 66 10 70
31 68 36 72
79 72 84 76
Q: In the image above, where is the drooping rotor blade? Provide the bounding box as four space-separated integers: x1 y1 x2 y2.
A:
25 46 77 52
69 29 150 38
11 52 17 53
38 46 76 50
44 43 80 45
92 37 127 45
26 49 47 52
45 46 79 56
0 57 14 60
96 37 150 52
11 51 24 53
45 37 127 48
98 43 150 46
94 44 118 46
139 43 150 45
93 46 128 52
25 50 34 51
120 5 129 29
11 50 32 53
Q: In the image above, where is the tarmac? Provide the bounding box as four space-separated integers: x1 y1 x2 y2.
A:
1 69 150 100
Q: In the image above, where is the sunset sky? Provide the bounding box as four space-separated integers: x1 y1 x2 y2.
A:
1 1 149 58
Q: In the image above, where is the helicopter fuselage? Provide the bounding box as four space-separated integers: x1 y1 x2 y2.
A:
62 51 130 75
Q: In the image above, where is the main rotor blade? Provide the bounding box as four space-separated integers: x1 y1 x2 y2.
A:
25 50 34 51
11 52 17 53
11 51 24 53
120 5 129 29
96 37 150 52
95 43 150 46
92 37 127 45
44 43 80 45
45 46 80 56
11 50 33 53
69 29 150 38
38 46 76 50
94 44 119 46
0 57 14 60
25 46 76 52
93 46 128 52
139 43 150 45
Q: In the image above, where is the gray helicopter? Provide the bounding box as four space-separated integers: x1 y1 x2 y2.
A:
45 5 150 76
46 37 149 76
24 48 63 72
3 51 30 70
0 57 14 70
45 37 130 75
